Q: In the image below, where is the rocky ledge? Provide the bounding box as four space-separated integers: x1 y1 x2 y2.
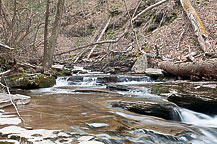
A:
0 93 30 108
0 73 56 89
111 101 179 121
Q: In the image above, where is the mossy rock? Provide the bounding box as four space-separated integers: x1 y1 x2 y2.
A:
2 73 30 88
151 84 170 95
34 74 56 88
1 73 56 89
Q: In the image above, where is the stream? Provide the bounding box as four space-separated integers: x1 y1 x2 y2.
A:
0 72 217 143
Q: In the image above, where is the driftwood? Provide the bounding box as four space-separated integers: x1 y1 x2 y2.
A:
159 59 217 80
0 43 14 50
180 0 211 53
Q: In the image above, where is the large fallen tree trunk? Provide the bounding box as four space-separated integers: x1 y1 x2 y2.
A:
180 0 211 53
159 59 217 80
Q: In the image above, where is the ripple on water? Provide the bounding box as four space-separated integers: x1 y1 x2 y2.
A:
88 123 109 128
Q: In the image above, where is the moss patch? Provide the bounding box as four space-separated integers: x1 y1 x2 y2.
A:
151 84 170 95
4 73 30 88
34 74 56 88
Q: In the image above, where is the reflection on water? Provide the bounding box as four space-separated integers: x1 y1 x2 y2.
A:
1 75 217 143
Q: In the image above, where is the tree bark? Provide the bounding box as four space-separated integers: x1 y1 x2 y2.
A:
43 0 65 71
180 0 211 53
159 59 217 80
43 0 50 70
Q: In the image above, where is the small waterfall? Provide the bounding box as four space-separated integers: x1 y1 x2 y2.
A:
81 77 97 86
55 77 69 86
178 109 217 128
174 108 217 143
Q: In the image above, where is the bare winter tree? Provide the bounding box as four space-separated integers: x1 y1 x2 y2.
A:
43 0 65 71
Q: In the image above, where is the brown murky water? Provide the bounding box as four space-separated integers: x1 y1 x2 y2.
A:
2 75 217 143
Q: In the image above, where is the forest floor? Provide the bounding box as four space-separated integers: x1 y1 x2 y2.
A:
1 0 216 74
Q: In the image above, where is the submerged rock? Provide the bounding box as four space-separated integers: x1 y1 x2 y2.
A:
106 84 130 91
0 93 30 108
111 101 179 120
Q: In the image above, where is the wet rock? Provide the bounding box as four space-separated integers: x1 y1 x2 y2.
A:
34 74 56 88
106 84 130 91
111 101 178 120
145 68 164 77
0 126 60 144
52 64 64 70
67 76 83 83
168 94 217 115
1 73 56 88
97 75 118 83
131 54 148 73
0 93 30 108
1 73 30 88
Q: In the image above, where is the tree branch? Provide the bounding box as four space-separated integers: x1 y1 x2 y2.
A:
55 32 126 56
0 43 15 50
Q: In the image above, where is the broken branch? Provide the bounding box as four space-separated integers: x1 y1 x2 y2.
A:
0 43 15 50
55 32 126 56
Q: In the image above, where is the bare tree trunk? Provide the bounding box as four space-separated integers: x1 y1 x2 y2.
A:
10 0 17 47
180 0 211 53
43 0 50 70
0 0 2 15
43 0 65 70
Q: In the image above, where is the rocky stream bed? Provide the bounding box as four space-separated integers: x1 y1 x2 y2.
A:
0 69 217 144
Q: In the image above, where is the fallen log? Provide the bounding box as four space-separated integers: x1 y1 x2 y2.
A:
159 59 217 80
180 0 211 53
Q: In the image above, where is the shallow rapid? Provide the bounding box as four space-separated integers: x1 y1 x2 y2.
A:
1 73 217 143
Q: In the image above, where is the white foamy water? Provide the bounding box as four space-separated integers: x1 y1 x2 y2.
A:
177 108 217 143
178 109 217 128
55 77 70 87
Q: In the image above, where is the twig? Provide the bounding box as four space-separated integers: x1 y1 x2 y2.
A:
0 81 26 126
87 16 111 59
0 69 13 76
110 45 133 53
0 43 15 50
123 0 142 53
74 20 104 63
177 24 189 49
132 0 143 18
55 32 126 56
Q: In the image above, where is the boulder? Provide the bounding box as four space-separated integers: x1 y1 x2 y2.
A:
51 65 64 70
145 68 164 77
111 101 179 120
168 94 217 115
1 73 56 88
0 93 30 108
106 84 130 91
131 54 148 73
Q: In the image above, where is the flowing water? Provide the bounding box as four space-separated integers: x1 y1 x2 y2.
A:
1 73 217 143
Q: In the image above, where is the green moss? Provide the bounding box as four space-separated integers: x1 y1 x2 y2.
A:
6 73 30 88
151 84 170 94
35 74 56 88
